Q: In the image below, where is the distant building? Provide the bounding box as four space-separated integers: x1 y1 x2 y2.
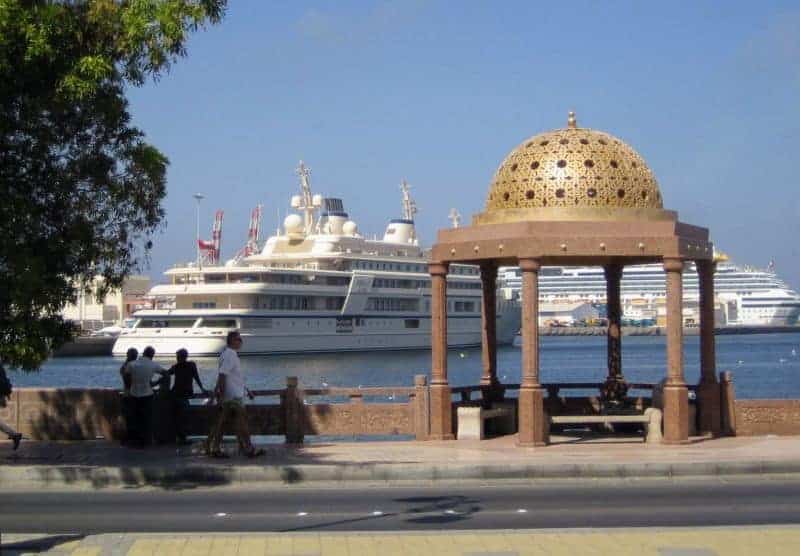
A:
61 275 151 331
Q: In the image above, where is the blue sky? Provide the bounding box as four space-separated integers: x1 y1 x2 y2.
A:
127 1 800 288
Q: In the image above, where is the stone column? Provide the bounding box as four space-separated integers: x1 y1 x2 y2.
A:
429 262 453 440
603 263 627 405
518 258 547 447
479 262 501 403
696 260 721 435
663 258 689 443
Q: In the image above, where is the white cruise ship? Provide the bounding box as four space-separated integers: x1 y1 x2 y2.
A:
499 258 800 327
112 163 520 356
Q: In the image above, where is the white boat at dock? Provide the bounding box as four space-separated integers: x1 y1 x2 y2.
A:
113 163 520 356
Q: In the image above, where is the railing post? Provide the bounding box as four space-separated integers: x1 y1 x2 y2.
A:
414 375 430 441
285 376 304 444
720 371 736 436
349 393 364 404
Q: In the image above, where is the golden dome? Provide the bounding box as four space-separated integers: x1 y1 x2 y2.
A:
479 112 665 223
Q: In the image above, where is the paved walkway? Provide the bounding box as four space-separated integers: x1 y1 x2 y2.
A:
3 527 800 555
2 434 800 488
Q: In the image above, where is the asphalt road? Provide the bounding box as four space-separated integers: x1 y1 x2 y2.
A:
2 477 800 533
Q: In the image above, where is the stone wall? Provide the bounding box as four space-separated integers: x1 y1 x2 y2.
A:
9 380 800 442
3 389 124 441
2 379 428 443
734 400 800 436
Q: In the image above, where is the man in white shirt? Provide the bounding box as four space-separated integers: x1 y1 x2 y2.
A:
205 331 264 458
123 346 165 448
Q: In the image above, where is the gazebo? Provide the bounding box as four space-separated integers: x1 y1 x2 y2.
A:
428 112 722 446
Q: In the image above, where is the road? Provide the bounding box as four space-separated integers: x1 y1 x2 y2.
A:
2 477 800 533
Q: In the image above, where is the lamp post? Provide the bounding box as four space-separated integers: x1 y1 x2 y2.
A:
193 193 204 267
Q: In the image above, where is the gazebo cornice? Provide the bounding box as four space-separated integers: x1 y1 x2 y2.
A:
432 218 712 265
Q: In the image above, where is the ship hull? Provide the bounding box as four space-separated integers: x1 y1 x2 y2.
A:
112 309 521 357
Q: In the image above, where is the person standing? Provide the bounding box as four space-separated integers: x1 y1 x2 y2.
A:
168 348 207 445
0 364 22 451
205 331 264 458
119 348 138 445
123 346 164 448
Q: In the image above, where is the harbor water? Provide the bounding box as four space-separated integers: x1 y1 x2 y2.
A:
10 332 800 400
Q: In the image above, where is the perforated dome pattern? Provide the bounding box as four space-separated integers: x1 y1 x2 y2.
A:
486 117 662 212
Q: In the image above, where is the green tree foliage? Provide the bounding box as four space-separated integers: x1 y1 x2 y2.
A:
0 1 226 370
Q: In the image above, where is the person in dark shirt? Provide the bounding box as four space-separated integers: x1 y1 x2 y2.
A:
0 364 22 450
168 349 207 445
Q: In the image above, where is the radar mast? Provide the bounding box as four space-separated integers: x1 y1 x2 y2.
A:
400 179 417 222
295 161 320 234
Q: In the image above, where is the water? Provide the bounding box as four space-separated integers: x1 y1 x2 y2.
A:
9 333 800 400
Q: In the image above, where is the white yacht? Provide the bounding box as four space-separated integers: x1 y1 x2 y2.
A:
499 257 800 327
113 163 520 356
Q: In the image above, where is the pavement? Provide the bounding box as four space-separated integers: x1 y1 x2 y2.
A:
3 527 800 555
3 433 800 489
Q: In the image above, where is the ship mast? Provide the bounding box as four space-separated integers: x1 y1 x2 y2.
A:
399 179 418 245
296 161 317 234
400 179 417 221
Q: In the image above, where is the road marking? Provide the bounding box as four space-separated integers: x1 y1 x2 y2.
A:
214 512 228 517
517 509 528 513
296 511 309 517
371 510 384 516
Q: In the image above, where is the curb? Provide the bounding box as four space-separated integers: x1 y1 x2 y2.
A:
3 459 800 489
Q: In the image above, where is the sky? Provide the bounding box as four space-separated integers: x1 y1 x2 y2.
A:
127 0 800 288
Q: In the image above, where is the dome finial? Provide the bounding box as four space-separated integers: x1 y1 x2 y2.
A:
567 111 577 129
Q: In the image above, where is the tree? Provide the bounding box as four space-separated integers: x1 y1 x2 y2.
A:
0 0 226 370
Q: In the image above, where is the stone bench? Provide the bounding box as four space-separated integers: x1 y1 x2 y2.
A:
550 408 663 444
457 402 516 440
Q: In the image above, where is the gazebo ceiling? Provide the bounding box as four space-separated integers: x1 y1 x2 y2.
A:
475 112 672 226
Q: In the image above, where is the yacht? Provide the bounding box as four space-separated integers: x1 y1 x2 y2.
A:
112 163 521 356
499 257 800 327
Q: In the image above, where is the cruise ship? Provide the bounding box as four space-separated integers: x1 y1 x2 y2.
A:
112 163 521 356
499 258 800 327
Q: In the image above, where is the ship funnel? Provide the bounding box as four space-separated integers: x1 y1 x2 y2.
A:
383 219 417 245
320 198 348 235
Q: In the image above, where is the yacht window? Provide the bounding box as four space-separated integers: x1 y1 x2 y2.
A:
325 297 345 310
244 318 272 329
200 319 237 328
404 319 420 329
137 318 197 328
192 302 217 309
454 301 476 312
365 297 419 312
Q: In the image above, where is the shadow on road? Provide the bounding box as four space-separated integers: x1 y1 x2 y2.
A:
1 533 85 553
